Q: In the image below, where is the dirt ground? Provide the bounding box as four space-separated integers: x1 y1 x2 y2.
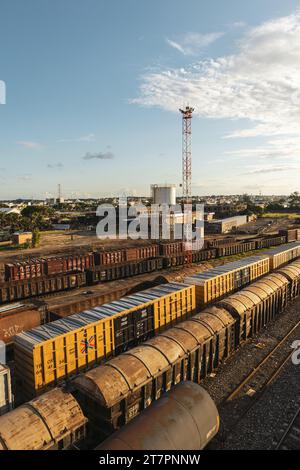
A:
0 215 297 264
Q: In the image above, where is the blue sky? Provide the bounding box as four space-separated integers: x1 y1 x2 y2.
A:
0 0 300 199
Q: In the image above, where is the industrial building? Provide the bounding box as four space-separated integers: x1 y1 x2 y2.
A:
12 232 33 246
205 215 247 234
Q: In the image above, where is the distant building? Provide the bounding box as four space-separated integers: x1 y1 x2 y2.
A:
205 215 247 234
204 212 215 221
12 232 32 245
46 198 57 206
205 203 247 218
52 223 70 230
0 207 21 215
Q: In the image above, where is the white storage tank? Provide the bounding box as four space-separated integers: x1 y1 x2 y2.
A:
0 364 13 415
151 184 176 206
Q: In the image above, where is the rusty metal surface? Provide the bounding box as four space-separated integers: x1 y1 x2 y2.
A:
0 388 86 450
253 280 276 297
204 306 235 327
74 366 130 408
124 345 169 377
96 382 219 450
145 335 186 363
267 272 289 287
245 284 271 300
192 310 226 334
174 318 214 344
0 309 42 345
235 290 262 307
278 264 300 281
161 327 199 354
219 296 249 316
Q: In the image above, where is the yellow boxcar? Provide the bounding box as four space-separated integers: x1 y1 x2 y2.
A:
14 282 195 399
263 242 300 270
184 256 270 308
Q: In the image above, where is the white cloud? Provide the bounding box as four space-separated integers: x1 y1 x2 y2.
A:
134 11 300 141
166 39 186 55
17 174 32 181
243 164 300 175
166 31 224 55
58 133 95 143
17 141 42 149
231 21 247 29
225 137 300 160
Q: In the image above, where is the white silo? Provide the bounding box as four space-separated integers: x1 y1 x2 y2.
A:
151 184 177 205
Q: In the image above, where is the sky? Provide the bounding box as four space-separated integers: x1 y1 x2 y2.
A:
0 0 300 199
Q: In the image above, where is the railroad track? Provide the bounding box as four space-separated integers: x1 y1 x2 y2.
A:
219 320 300 438
226 320 300 402
276 408 300 450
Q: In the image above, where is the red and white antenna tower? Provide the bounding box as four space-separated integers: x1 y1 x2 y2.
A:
179 105 194 203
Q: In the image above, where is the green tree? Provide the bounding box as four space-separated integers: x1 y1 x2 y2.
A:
288 192 300 209
32 229 41 248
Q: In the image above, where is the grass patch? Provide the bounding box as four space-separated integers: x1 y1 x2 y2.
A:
262 213 300 219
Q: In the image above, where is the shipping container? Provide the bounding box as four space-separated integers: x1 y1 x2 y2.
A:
14 283 196 399
184 255 270 307
0 365 13 416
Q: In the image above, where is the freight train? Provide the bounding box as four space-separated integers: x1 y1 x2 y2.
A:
0 381 219 451
72 257 300 436
95 382 219 451
2 256 300 450
0 233 295 304
13 243 300 399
